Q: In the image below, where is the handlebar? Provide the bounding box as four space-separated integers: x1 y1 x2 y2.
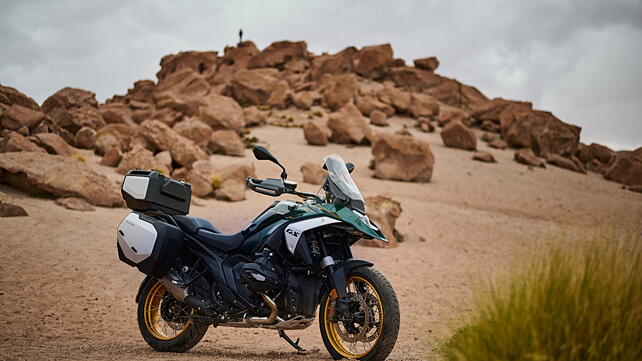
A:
246 177 317 200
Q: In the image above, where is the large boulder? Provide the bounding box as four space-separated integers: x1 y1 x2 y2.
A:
98 103 134 125
604 153 642 186
116 146 171 175
370 110 388 127
327 103 372 145
0 191 28 217
408 93 439 118
320 73 359 111
210 41 259 86
436 106 470 127
0 152 122 207
308 46 358 80
1 104 46 131
413 56 439 72
156 51 218 83
172 160 255 200
0 85 40 110
197 94 245 131
352 44 393 79
292 91 318 110
427 80 488 111
547 154 582 173
371 133 435 182
99 147 123 167
440 122 477 151
495 102 580 158
377 86 411 113
303 120 332 145
139 120 208 167
172 117 212 148
153 69 210 115
243 106 267 127
0 132 46 153
28 133 73 156
228 68 290 108
208 130 245 156
74 127 97 149
359 196 403 247
300 162 326 185
41 87 105 135
387 66 443 91
248 40 308 69
355 95 394 117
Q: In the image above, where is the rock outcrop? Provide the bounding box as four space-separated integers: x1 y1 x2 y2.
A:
300 162 326 185
360 196 403 248
440 122 477 151
0 152 122 207
371 133 434 182
327 103 372 145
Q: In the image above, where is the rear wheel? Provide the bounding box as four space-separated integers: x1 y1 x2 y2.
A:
320 267 400 360
137 279 208 352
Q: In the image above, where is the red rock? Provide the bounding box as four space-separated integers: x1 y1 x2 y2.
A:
98 103 133 125
514 148 545 168
355 95 394 117
387 66 442 90
436 107 470 127
139 120 208 167
243 106 266 127
292 91 317 110
417 118 435 133
413 57 439 72
153 69 209 115
377 86 411 113
208 130 245 156
588 143 614 164
94 134 122 156
0 85 40 110
320 74 358 111
604 153 642 186
172 117 212 148
99 147 122 167
308 47 357 80
1 104 45 130
370 110 388 127
0 132 46 153
0 152 122 207
547 154 582 173
480 120 500 133
489 138 508 150
303 120 332 145
473 151 495 163
481 132 497 142
149 108 183 127
41 87 105 134
156 51 218 82
74 127 96 149
472 98 532 124
408 93 439 118
29 133 73 156
359 195 403 247
211 41 260 85
248 41 308 69
352 44 393 79
440 122 477 151
228 68 290 108
0 192 28 217
300 162 326 185
116 146 171 175
197 94 245 131
371 133 435 182
328 103 372 145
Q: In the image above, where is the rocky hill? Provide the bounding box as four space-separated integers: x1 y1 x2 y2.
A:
1 40 641 217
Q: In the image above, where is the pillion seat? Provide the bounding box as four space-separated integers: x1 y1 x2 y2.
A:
172 215 221 234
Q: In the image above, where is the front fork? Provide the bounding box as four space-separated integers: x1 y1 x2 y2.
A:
315 232 373 321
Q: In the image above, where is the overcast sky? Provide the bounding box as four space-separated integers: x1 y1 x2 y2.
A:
1 0 640 150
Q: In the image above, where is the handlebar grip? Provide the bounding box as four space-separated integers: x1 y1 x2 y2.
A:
246 177 280 196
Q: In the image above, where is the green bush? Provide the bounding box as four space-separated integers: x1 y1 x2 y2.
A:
442 231 642 361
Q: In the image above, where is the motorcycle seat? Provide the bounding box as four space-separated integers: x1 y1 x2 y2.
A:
172 215 221 234
194 229 245 252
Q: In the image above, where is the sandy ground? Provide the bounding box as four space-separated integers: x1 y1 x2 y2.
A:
1 118 640 361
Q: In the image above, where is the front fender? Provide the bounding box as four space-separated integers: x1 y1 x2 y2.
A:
320 259 374 300
135 275 156 303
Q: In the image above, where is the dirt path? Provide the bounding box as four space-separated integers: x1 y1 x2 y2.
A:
1 123 640 360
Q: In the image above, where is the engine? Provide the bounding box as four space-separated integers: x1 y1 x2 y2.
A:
240 248 285 293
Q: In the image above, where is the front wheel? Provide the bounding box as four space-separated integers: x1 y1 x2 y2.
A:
320 267 400 360
137 279 208 352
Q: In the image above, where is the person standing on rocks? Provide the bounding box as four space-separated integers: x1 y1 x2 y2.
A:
239 28 243 43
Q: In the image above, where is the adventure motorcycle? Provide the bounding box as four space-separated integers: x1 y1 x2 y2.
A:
116 146 400 360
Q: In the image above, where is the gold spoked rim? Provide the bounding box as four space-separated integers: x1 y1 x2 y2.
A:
323 275 384 359
144 281 194 341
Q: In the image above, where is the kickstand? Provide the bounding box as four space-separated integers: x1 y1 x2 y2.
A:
278 330 307 353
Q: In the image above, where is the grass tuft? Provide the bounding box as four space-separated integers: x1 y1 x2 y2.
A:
70 154 86 162
441 231 642 361
210 175 222 190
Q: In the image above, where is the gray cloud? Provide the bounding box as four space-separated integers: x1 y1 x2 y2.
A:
1 0 640 150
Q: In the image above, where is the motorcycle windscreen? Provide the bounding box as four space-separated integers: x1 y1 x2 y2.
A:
323 154 366 213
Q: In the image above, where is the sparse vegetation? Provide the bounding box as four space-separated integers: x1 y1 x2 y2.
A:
368 158 376 170
70 154 86 162
257 105 270 111
441 231 642 361
313 110 323 117
242 136 259 149
210 175 222 190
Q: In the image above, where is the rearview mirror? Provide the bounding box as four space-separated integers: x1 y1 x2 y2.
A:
346 162 355 174
252 146 288 179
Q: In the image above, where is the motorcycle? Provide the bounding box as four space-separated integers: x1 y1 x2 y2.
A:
116 146 400 360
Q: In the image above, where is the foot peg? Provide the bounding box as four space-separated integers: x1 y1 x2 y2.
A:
279 330 306 353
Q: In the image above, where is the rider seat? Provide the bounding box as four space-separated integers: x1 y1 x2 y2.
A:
172 215 244 252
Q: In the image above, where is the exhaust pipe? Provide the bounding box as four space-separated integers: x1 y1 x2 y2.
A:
160 275 188 301
246 294 279 326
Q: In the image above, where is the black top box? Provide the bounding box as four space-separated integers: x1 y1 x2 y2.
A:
122 170 191 215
